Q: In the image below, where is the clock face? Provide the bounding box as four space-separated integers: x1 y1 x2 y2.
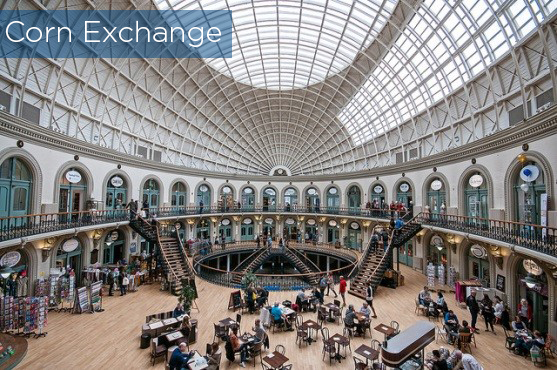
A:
278 169 284 174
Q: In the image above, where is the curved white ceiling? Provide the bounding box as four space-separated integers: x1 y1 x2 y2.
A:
157 0 398 90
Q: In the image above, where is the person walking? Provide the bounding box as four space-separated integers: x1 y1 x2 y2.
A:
319 275 328 299
107 269 115 296
126 198 137 219
466 290 480 334
366 282 377 318
326 272 337 297
339 275 347 306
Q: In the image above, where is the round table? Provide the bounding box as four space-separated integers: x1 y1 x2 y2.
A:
0 333 28 369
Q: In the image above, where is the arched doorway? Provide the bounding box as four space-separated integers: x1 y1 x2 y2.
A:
0 157 32 223
262 217 275 237
105 174 127 211
305 187 320 212
219 185 234 211
59 168 88 220
241 218 254 241
262 187 276 211
465 244 491 287
513 161 546 225
56 237 83 282
370 183 385 209
283 187 298 211
464 173 488 219
142 179 160 209
327 220 339 244
426 235 448 281
326 187 340 214
515 258 549 333
283 217 297 240
171 182 187 208
396 182 412 208
241 187 255 211
196 184 211 212
102 230 125 265
0 248 31 296
347 186 361 214
426 178 446 214
196 219 210 240
219 218 233 242
346 221 361 249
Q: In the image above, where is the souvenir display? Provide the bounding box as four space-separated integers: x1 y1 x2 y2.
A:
426 263 436 288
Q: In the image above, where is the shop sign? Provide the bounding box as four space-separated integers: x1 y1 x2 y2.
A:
285 218 295 225
264 218 273 224
430 179 443 191
111 231 119 241
328 187 338 195
496 274 505 292
221 219 230 226
328 220 337 227
243 187 253 194
523 259 543 276
65 170 82 184
110 176 124 187
306 219 316 225
470 244 486 258
399 183 409 193
265 188 275 195
468 175 483 188
373 185 383 194
350 222 359 230
0 251 21 267
199 185 209 192
307 188 317 195
62 239 79 253
520 165 540 182
222 186 231 194
431 235 444 248
242 218 252 225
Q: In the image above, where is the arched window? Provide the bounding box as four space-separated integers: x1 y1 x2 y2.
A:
241 218 254 240
142 179 160 208
283 187 298 210
514 162 546 224
219 218 232 242
171 182 187 207
262 187 276 211
346 221 361 249
326 187 339 213
0 157 32 219
305 187 320 211
196 184 211 210
106 175 127 210
396 182 412 207
347 186 361 211
241 187 255 210
464 173 488 219
370 183 385 208
196 219 211 240
103 230 125 265
56 238 83 283
426 178 446 213
219 186 234 211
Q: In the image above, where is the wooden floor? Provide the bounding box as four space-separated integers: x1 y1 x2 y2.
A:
19 265 555 369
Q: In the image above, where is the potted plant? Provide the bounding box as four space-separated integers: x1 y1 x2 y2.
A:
241 271 257 292
178 283 196 314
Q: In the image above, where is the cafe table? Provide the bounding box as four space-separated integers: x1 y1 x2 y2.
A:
165 330 184 345
301 319 320 344
355 344 379 365
263 351 289 369
187 350 208 370
328 333 350 361
219 317 237 329
375 323 396 341
323 303 339 322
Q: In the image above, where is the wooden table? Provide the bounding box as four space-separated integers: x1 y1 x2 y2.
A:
219 317 237 328
165 330 184 344
187 350 208 370
301 319 320 344
328 333 349 360
240 332 256 345
381 321 435 368
355 344 379 365
324 303 339 322
0 333 28 370
374 323 395 340
263 351 289 369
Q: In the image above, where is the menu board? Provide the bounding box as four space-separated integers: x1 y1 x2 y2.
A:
228 290 242 311
90 281 103 311
74 287 90 314
496 274 506 292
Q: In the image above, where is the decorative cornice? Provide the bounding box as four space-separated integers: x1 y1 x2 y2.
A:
0 106 556 182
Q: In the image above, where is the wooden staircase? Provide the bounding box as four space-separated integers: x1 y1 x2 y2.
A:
349 215 423 299
231 248 272 285
283 247 320 286
130 217 194 295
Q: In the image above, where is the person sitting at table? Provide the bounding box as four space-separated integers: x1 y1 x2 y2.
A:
256 286 268 307
206 342 222 370
344 304 362 336
359 302 372 318
173 303 185 318
312 286 324 305
270 302 293 331
451 350 483 370
512 315 526 331
427 349 448 370
436 292 447 312
168 343 193 370
513 330 545 356
500 304 511 331
230 327 249 368
296 288 309 311
252 318 269 349
444 310 459 327
419 286 432 305
444 311 459 345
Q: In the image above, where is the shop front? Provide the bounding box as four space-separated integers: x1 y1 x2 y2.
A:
0 248 30 296
0 157 33 222
427 235 447 279
196 219 211 240
59 168 88 219
396 182 412 208
262 217 275 237
466 244 490 287
327 220 340 244
196 184 211 211
516 258 549 333
105 174 127 211
464 173 488 220
142 179 160 209
283 187 298 211
426 178 446 214
347 186 361 214
219 218 233 242
103 230 125 265
397 241 413 267
305 187 320 212
171 182 187 208
305 219 318 241
241 187 255 211
56 238 83 284
370 183 385 209
219 186 234 211
514 162 546 225
345 221 362 249
283 218 297 240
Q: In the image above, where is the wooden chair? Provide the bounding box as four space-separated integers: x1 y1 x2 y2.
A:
281 365 293 370
334 307 343 325
275 344 286 355
261 363 272 370
150 337 167 366
370 339 381 352
321 329 337 364
390 321 400 335
354 357 368 370
334 299 341 307
270 315 285 333
249 341 263 367
543 335 555 358
362 318 372 339
415 298 427 316
458 333 473 353
436 324 447 344
295 314 308 347
317 306 328 326
213 323 227 343
235 313 242 332
503 327 516 352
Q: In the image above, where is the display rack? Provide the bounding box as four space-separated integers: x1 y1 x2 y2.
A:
448 267 457 292
0 297 48 337
426 263 436 288
437 265 445 287
47 276 59 311
73 287 91 314
90 281 103 313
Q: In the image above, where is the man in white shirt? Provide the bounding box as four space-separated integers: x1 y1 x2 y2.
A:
359 302 372 318
452 350 483 370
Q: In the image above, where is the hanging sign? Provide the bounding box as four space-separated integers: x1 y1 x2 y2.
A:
222 186 231 194
199 185 209 192
350 222 360 230
0 251 21 267
264 218 273 224
523 259 543 276
431 235 444 248
110 176 123 187
470 244 486 259
520 165 540 182
468 175 484 188
399 183 409 193
430 179 443 191
65 170 82 184
242 218 252 225
111 231 119 241
373 185 383 194
328 187 338 195
221 219 230 226
285 218 295 225
307 188 317 195
243 187 253 194
328 220 337 227
306 219 316 225
62 239 79 253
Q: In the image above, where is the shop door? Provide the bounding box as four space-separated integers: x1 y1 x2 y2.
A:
0 182 30 226
398 242 413 267
327 196 339 214
469 256 490 287
327 227 339 244
527 291 548 333
241 224 253 240
346 229 361 249
263 225 274 237
242 194 254 210
283 225 297 240
305 225 317 240
220 226 232 242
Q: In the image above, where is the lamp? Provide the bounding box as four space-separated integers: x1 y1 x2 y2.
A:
522 273 538 289
0 266 14 279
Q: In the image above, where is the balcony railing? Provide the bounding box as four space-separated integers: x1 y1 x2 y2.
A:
0 206 555 258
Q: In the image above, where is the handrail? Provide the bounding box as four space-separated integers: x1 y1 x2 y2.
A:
285 244 321 272
175 229 195 278
231 246 269 273
151 218 180 285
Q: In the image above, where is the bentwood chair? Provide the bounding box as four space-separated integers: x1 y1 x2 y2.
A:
295 315 308 347
275 344 286 355
213 323 227 343
249 341 263 367
354 357 368 370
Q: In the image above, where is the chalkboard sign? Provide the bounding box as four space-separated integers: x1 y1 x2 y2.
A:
74 287 90 314
496 274 505 292
90 281 103 311
228 290 242 311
